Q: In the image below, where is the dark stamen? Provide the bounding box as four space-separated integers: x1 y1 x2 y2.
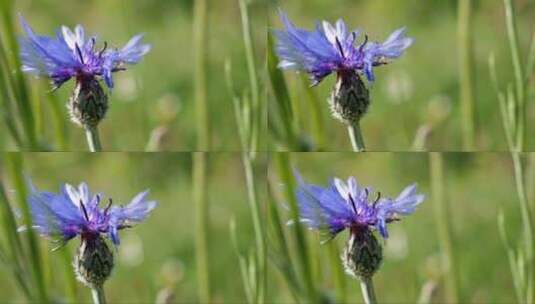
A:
111 67 126 73
75 43 85 64
348 194 358 215
90 38 96 52
104 198 113 215
98 41 108 58
79 199 89 221
373 192 381 206
335 37 345 59
359 34 369 52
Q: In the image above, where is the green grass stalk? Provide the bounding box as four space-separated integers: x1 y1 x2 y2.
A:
192 0 210 299
429 153 459 303
457 0 476 150
239 0 260 153
193 152 210 303
503 0 526 150
239 153 266 303
511 152 534 302
193 0 209 151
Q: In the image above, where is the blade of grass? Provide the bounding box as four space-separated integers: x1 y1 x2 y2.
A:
275 153 317 302
42 80 68 150
193 152 210 303
60 246 77 303
429 153 459 303
327 241 346 303
0 176 32 300
5 153 47 302
0 3 38 148
193 0 209 151
267 32 299 149
503 0 526 150
299 75 325 150
266 181 302 301
457 0 476 150
239 0 260 153
0 36 25 147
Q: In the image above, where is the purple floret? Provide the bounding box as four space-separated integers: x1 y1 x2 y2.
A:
273 11 413 85
18 15 150 90
20 180 157 246
293 170 424 240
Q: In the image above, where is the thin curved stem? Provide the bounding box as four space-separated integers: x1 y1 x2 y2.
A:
360 277 377 304
347 122 365 152
84 125 102 152
91 285 106 304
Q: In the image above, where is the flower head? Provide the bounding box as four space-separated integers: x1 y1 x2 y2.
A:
18 15 150 90
20 180 157 247
274 11 413 86
293 171 424 241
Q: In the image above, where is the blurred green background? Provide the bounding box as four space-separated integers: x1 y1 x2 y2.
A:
0 152 266 302
268 0 534 151
0 0 266 151
268 152 535 303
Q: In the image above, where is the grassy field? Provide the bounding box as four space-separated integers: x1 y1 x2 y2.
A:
268 0 534 151
0 152 266 302
268 152 534 303
0 0 266 151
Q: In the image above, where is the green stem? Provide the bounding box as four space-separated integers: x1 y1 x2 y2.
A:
511 152 533 302
347 122 365 152
238 0 259 152
84 126 102 152
91 286 106 304
429 153 459 302
359 277 377 304
242 153 266 303
193 0 209 150
458 0 476 150
503 0 526 151
193 152 210 303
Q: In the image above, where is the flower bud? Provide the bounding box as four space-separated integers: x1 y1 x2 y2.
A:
74 236 114 288
329 71 370 124
343 229 383 279
68 78 108 128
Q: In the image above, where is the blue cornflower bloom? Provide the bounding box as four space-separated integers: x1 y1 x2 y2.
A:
274 11 413 86
18 15 150 90
294 171 424 241
20 181 157 247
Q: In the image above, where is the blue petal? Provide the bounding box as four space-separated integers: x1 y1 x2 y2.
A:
18 15 81 87
274 11 347 84
108 190 157 228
